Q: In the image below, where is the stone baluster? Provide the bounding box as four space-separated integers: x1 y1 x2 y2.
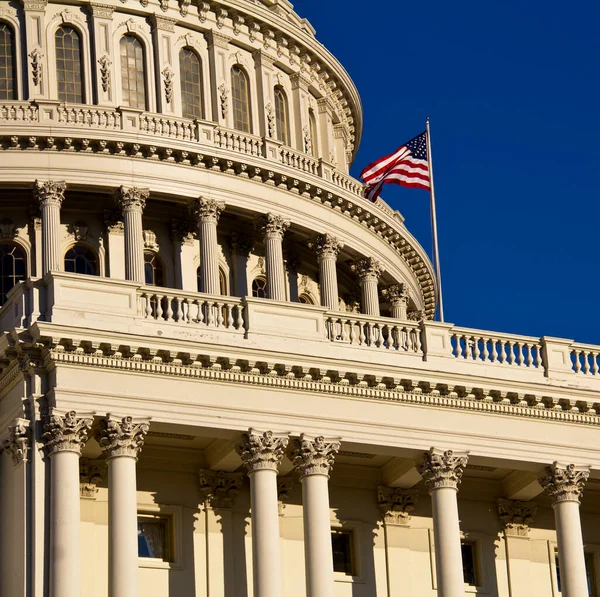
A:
43 411 93 597
116 186 149 284
309 234 344 310
34 180 66 275
292 435 341 597
236 429 289 597
540 462 590 597
190 198 225 295
230 232 254 297
256 214 290 301
419 448 469 597
99 415 150 597
351 257 384 316
383 283 411 320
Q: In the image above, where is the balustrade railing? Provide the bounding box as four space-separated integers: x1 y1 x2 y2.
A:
279 146 319 175
571 344 600 375
0 102 38 122
214 128 263 156
330 169 364 197
58 106 121 129
139 114 196 141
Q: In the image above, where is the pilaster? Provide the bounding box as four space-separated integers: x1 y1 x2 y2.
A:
87 3 115 105
22 0 49 99
206 30 230 126
150 14 177 114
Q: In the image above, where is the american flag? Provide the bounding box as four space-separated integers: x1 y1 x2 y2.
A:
360 131 430 202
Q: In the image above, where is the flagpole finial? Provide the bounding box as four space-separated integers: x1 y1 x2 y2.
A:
426 116 430 124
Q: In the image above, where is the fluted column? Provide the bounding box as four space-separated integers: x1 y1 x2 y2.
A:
116 187 149 283
34 180 66 275
256 214 290 301
99 415 150 597
190 198 225 295
540 463 590 597
43 411 93 597
351 257 384 316
292 435 341 597
236 429 289 597
419 448 469 597
382 283 410 319
309 234 344 310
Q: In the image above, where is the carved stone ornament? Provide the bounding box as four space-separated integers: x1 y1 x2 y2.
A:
351 257 384 282
236 429 289 473
308 233 344 261
198 1 210 22
88 3 115 18
230 232 254 257
199 469 243 510
80 457 107 498
43 410 93 456
291 434 341 478
278 477 294 514
256 213 290 240
265 103 276 138
539 462 590 504
68 220 89 241
3 419 30 465
418 448 469 491
98 55 112 93
34 179 67 207
218 84 229 120
377 486 419 525
104 210 124 234
497 498 537 537
162 67 175 103
189 197 225 224
303 125 312 155
171 219 196 245
143 229 159 251
0 218 16 239
98 415 150 459
116 186 149 213
407 309 425 322
29 47 43 86
178 0 190 16
382 283 410 306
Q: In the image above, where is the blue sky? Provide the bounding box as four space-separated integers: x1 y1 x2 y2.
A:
301 0 600 343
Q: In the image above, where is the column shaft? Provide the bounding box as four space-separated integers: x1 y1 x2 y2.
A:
265 235 286 301
199 219 220 294
555 501 588 597
123 208 145 283
320 258 339 310
361 278 380 316
41 202 62 274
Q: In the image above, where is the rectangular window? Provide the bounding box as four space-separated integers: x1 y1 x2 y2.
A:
556 551 597 596
461 541 478 586
331 529 355 576
138 513 173 562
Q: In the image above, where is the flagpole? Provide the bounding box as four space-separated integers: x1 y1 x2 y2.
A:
426 117 445 322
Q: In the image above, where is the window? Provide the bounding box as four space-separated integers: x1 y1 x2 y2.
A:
219 267 227 296
274 86 290 145
298 293 314 305
179 48 202 119
138 513 173 562
0 243 26 305
331 529 355 576
251 276 267 298
144 252 164 286
120 35 146 109
461 542 478 586
556 551 597 596
64 245 97 276
0 22 17 100
55 26 83 103
231 65 251 133
308 109 318 157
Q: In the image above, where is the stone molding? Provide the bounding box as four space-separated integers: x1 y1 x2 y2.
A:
497 498 537 537
236 429 289 473
308 233 344 261
116 186 149 213
539 462 590 504
230 232 254 257
291 434 340 479
377 486 418 525
255 213 290 240
382 283 410 306
34 180 66 207
199 469 244 510
43 410 93 456
189 197 225 224
2 418 30 465
80 457 107 498
98 415 150 459
351 257 384 282
418 448 469 491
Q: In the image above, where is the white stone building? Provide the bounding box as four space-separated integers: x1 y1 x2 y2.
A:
0 1 598 597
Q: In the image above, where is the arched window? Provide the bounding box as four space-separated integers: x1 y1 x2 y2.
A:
219 268 227 296
0 22 17 100
231 65 251 133
308 109 318 157
64 245 97 275
179 47 202 119
120 35 146 110
274 86 290 146
298 293 314 305
0 243 25 305
144 251 164 286
55 26 83 103
251 276 267 299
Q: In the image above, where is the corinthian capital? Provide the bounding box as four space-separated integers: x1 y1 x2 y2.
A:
34 180 66 207
291 434 340 478
377 486 418 525
382 283 410 306
351 257 384 282
230 232 254 257
539 462 590 504
236 429 289 473
189 197 225 224
255 213 290 240
418 448 469 491
308 233 344 261
497 498 537 537
98 415 150 459
116 186 149 213
199 469 244 510
3 419 30 465
43 410 93 456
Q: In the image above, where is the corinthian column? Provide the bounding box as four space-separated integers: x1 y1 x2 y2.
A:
292 435 341 597
540 463 590 597
34 180 67 275
116 187 149 283
236 429 289 597
351 257 384 316
256 214 290 301
309 234 344 310
190 197 225 294
382 283 410 319
419 448 469 597
99 415 150 597
43 411 93 597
